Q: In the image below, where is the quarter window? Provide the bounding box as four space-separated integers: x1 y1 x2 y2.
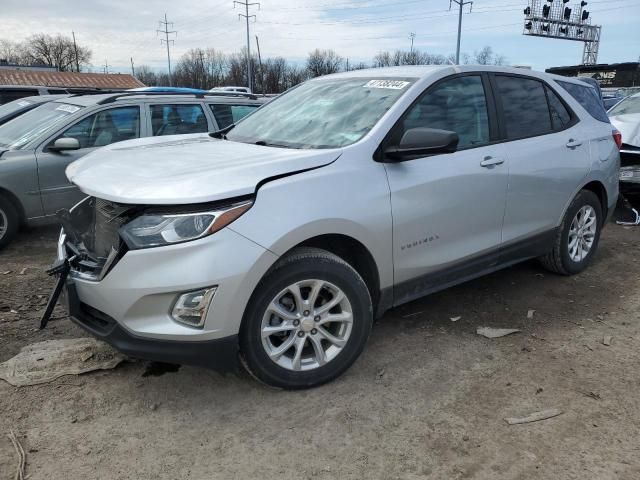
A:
150 104 208 136
399 75 490 149
59 106 140 149
209 104 259 129
495 76 552 140
557 80 610 123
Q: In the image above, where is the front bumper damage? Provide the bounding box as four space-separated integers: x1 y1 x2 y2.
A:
42 196 277 372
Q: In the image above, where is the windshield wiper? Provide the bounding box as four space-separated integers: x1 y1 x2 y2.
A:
209 123 235 139
253 140 294 149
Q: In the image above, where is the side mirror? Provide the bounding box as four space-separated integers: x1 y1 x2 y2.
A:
384 128 458 161
49 137 80 152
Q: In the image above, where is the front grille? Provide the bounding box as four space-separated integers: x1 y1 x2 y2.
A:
62 197 133 280
75 302 117 335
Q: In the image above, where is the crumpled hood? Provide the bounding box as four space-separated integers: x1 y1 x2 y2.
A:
66 134 341 204
610 113 640 148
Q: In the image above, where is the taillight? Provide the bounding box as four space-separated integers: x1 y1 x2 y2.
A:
612 129 622 149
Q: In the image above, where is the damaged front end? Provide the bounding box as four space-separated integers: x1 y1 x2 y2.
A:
40 197 137 328
58 196 137 280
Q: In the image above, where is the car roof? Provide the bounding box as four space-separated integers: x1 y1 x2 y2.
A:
317 64 589 87
57 92 268 107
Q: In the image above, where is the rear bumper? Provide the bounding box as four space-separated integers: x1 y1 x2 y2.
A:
66 281 239 372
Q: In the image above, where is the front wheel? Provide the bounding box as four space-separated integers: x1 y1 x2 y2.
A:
539 190 602 275
0 196 19 250
240 248 373 389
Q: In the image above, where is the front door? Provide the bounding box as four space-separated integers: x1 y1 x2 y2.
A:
36 105 142 215
382 74 509 305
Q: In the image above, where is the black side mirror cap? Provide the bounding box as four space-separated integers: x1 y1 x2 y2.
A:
383 128 459 162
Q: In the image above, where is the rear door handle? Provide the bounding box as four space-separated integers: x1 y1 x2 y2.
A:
480 156 505 168
566 139 583 149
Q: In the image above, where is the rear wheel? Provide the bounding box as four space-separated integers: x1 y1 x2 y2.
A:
240 248 373 389
539 190 602 275
0 196 18 250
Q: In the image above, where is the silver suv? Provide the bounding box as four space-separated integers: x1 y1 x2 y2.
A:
0 92 266 248
48 66 619 389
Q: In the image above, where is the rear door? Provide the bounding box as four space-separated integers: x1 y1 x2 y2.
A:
36 105 142 215
383 74 510 304
147 102 211 137
492 74 591 250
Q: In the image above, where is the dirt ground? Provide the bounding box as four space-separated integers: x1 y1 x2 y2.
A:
1 220 639 480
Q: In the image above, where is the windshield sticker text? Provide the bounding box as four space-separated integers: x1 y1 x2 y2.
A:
364 80 410 90
55 104 80 113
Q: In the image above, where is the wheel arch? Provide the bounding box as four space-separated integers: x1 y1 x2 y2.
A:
581 180 608 218
287 234 383 316
0 186 25 224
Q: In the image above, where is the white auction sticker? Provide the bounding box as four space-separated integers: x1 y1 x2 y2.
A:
17 100 32 107
55 104 80 113
364 80 410 89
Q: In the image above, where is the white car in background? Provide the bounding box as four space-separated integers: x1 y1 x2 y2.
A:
609 92 640 210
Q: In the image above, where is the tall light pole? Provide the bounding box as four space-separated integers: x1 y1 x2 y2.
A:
450 0 473 64
157 13 177 86
234 0 260 92
409 32 416 54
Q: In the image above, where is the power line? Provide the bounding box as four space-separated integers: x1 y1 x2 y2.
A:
157 13 177 86
233 0 260 92
450 0 474 64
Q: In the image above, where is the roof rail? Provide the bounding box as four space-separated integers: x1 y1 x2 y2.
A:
93 90 259 105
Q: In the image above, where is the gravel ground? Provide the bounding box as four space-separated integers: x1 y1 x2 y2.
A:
1 221 639 479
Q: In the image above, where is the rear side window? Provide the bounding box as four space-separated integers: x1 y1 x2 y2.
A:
556 80 610 124
209 104 259 129
495 76 551 140
150 104 208 136
545 86 572 130
0 89 38 105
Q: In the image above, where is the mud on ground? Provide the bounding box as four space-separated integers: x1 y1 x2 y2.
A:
1 223 639 479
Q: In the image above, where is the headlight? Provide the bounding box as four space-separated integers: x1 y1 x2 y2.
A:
120 199 253 249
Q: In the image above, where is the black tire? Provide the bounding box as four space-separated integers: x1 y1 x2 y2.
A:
0 195 19 250
240 247 373 389
539 190 602 275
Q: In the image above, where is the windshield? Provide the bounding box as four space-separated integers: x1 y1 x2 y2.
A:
226 77 416 149
0 98 36 119
609 95 640 116
0 101 83 150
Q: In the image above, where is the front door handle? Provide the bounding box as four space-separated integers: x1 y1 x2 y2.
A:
480 156 505 168
566 139 583 149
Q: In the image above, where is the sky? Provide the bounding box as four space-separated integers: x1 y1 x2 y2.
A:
2 0 639 74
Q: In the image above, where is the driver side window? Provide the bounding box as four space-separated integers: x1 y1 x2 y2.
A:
58 106 140 149
398 75 490 149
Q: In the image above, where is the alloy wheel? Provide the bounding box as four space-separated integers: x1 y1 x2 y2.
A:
260 279 353 372
568 205 597 262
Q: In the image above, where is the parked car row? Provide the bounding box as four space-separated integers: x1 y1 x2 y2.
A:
38 65 620 389
0 91 268 248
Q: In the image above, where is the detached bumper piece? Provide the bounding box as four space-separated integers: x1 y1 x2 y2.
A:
65 282 240 373
40 256 75 329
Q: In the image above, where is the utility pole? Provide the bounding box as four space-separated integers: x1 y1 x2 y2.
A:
255 35 263 94
234 0 260 92
130 57 135 76
450 0 473 64
71 31 80 72
157 13 177 86
409 32 416 54
102 59 110 74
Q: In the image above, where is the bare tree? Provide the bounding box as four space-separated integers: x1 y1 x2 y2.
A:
0 39 25 64
471 46 507 66
306 49 343 77
22 34 91 71
134 65 158 86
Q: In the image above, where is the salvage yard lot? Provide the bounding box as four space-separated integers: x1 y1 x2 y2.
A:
1 223 639 479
